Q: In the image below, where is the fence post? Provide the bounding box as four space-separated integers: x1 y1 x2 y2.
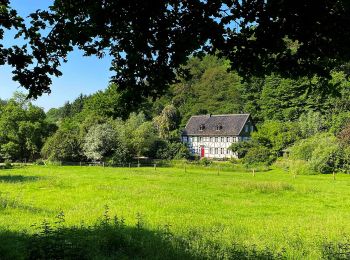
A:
80 161 82 167
333 171 336 181
252 169 255 177
154 164 157 171
129 163 131 168
103 162 105 168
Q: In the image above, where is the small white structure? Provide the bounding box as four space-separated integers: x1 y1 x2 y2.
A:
181 114 255 159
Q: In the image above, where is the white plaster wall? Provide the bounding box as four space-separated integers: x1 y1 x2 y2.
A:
182 136 241 159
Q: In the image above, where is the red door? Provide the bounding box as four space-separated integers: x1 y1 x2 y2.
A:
200 146 205 158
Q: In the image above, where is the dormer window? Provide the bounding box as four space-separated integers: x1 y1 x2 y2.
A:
199 124 205 131
216 124 222 131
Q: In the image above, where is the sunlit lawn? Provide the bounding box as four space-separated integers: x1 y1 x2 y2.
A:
1 165 350 258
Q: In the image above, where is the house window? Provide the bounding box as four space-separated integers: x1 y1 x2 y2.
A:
210 137 213 142
189 137 192 142
226 149 230 154
199 137 202 142
216 124 222 131
221 137 225 142
215 148 218 154
226 137 230 142
182 136 188 142
194 137 197 142
245 125 249 132
199 124 205 131
215 137 218 142
251 125 254 132
221 148 224 154
210 148 213 154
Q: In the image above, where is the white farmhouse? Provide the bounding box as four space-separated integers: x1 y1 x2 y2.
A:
181 114 255 159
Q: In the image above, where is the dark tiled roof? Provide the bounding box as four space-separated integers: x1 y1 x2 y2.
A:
182 114 251 136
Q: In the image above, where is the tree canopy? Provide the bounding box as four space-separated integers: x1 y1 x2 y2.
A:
1 0 350 108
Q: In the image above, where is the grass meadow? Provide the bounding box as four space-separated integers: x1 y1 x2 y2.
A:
0 165 350 259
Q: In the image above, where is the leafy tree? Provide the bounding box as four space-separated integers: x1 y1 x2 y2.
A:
130 122 158 158
251 120 301 156
338 123 350 146
0 93 54 161
166 55 244 125
0 141 19 161
82 123 117 161
229 140 255 159
82 84 124 119
151 140 191 160
46 108 63 124
41 122 82 162
298 111 326 138
2 1 349 108
108 143 130 165
153 104 180 139
124 113 147 136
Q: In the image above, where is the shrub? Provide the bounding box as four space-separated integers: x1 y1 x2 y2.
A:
243 146 274 166
200 157 212 166
288 133 339 174
153 141 191 160
34 159 45 165
289 159 315 175
3 160 12 169
229 140 254 158
229 157 239 164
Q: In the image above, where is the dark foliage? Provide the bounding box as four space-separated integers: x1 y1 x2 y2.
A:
1 1 350 110
0 211 287 259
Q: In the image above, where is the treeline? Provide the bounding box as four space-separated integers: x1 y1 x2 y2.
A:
1 55 350 173
41 111 190 164
0 92 191 163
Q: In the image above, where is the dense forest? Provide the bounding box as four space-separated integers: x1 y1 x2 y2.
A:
2 55 350 174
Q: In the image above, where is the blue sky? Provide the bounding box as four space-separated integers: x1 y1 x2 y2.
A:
0 0 113 110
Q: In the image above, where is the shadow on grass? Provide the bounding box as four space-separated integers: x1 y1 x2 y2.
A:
0 225 196 260
0 175 40 183
0 213 287 260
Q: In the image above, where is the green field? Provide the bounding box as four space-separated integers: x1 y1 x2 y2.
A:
1 165 350 259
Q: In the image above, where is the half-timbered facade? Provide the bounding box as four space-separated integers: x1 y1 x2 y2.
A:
181 114 255 159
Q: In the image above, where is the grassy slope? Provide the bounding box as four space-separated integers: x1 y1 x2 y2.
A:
0 165 350 258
